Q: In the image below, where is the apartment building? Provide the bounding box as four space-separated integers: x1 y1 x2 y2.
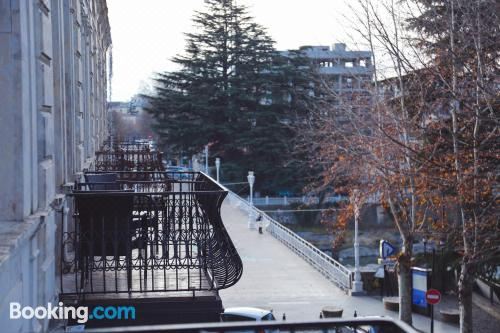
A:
0 1 111 332
282 43 373 95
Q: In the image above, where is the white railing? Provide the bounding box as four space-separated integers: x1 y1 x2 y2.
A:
250 195 347 206
227 192 352 292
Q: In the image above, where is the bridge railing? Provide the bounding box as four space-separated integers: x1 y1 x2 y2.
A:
227 191 353 292
250 195 347 206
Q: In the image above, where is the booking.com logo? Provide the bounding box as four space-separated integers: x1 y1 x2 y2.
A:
10 302 135 323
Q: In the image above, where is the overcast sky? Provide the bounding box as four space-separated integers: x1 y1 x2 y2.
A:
107 0 364 101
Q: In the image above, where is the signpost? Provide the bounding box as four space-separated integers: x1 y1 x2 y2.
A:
426 289 441 333
378 240 397 297
379 240 396 259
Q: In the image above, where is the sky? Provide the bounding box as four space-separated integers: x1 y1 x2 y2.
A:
107 0 363 102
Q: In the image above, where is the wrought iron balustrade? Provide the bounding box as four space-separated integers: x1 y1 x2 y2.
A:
84 317 418 333
60 172 242 297
102 138 153 152
94 150 164 171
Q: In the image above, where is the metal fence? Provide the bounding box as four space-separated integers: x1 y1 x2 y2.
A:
85 317 419 333
251 195 347 206
93 143 164 172
61 171 243 296
227 192 353 292
250 194 382 206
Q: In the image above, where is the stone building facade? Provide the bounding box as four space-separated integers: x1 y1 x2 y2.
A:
0 1 111 332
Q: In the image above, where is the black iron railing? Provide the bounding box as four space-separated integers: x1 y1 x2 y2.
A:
102 137 153 152
60 171 242 296
84 317 418 333
94 150 164 172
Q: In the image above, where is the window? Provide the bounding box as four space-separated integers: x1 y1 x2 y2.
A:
261 313 276 321
221 314 257 322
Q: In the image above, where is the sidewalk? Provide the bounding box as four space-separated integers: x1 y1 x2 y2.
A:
219 199 459 333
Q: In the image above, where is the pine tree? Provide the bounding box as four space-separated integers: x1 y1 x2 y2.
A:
146 0 313 193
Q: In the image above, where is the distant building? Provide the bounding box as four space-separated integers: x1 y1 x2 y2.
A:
107 101 130 114
108 95 149 115
0 1 111 332
282 43 374 97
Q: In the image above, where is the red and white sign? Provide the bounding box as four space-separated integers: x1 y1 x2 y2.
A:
425 289 442 305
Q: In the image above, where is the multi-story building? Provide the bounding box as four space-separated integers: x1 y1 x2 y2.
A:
108 101 131 114
282 43 373 96
0 1 111 332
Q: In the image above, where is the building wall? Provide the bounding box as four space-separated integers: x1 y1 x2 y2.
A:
0 1 111 332
282 43 373 95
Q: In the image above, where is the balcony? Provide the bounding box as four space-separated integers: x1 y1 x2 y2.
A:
94 140 164 171
59 141 243 327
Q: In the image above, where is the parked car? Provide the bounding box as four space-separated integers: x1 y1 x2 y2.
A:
165 166 193 180
221 307 276 322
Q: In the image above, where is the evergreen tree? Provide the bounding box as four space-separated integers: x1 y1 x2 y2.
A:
146 0 313 194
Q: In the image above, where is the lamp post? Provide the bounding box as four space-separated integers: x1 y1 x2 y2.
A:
351 190 364 295
215 158 221 183
204 145 209 174
423 237 428 266
247 171 256 229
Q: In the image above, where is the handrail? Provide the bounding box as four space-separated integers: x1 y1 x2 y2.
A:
85 317 419 333
227 191 352 292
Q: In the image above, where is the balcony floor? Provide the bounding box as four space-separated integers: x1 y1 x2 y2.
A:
61 263 215 301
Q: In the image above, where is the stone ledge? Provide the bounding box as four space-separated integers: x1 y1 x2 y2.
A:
0 212 48 268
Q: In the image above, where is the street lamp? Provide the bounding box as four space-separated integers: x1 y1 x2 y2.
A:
423 237 428 266
215 158 221 183
351 190 364 295
204 145 209 174
247 171 256 229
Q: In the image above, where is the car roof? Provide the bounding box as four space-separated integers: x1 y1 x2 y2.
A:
223 307 271 319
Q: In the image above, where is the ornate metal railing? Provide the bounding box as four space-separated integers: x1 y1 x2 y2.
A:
102 137 152 152
93 150 164 171
227 191 352 292
60 172 242 296
84 317 419 333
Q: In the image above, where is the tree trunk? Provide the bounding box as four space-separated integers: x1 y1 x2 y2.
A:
398 247 413 325
313 190 327 224
458 261 474 333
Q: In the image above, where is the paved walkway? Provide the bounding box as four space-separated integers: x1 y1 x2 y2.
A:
219 200 459 333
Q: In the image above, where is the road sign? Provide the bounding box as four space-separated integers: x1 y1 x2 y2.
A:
425 289 441 305
379 240 396 259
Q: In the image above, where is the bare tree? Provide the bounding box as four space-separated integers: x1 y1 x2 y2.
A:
300 0 434 325
302 0 498 331
406 1 499 332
